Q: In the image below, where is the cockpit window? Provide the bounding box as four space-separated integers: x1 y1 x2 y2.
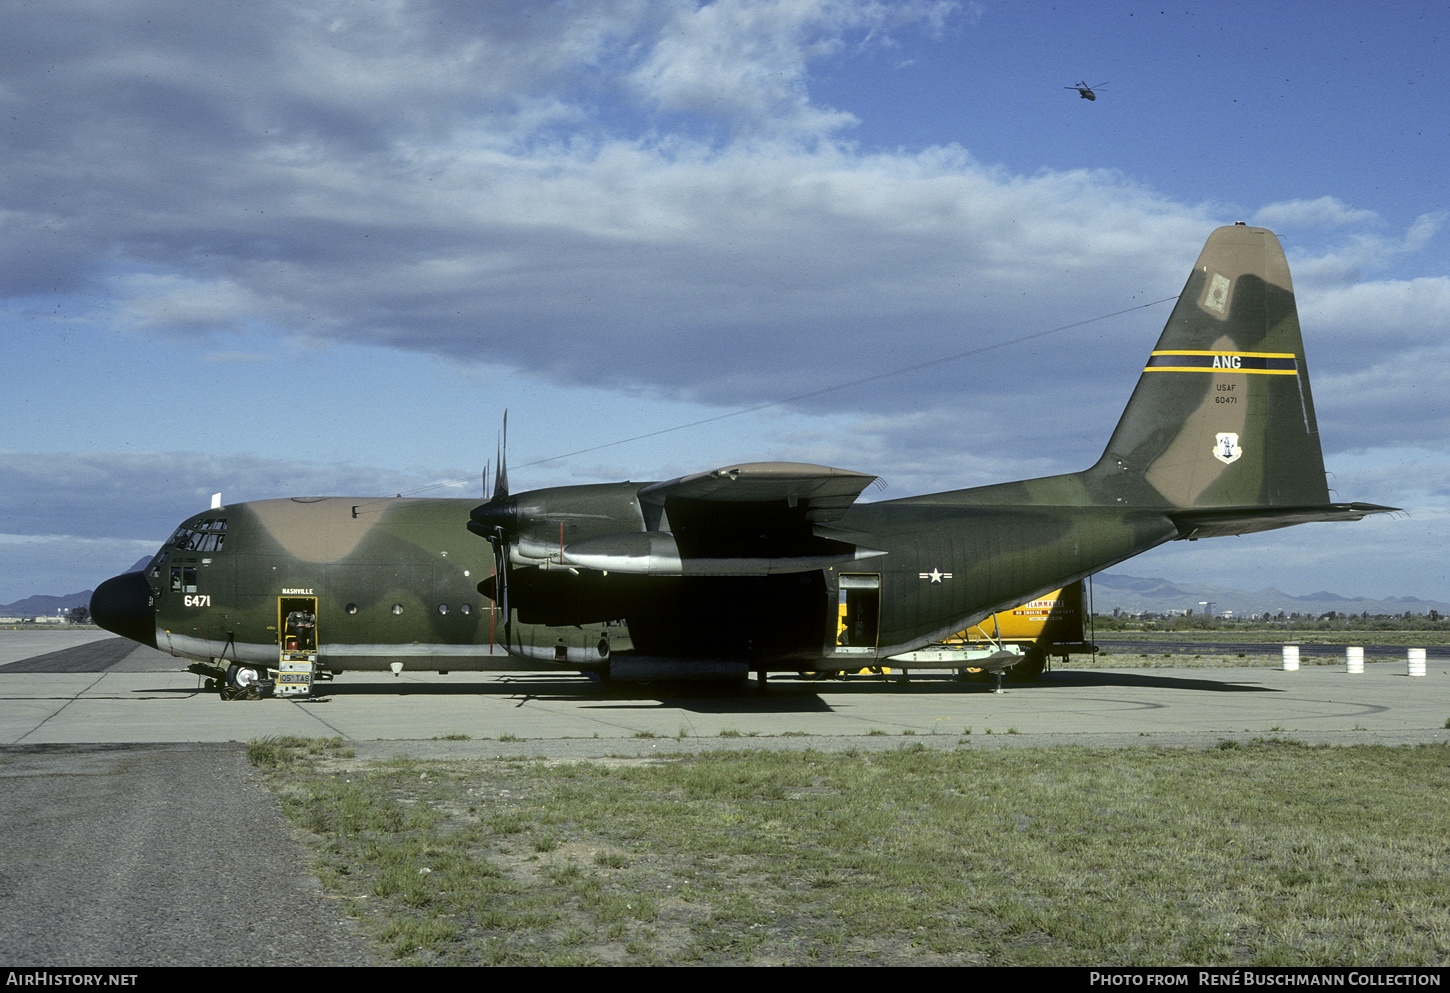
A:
170 565 198 593
167 518 228 553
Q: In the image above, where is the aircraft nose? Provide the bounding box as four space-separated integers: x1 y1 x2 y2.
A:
90 571 158 648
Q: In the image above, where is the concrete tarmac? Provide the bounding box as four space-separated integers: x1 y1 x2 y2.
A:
0 742 379 967
3 631 1448 755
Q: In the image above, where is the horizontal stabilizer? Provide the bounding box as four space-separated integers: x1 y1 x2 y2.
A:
1171 502 1398 539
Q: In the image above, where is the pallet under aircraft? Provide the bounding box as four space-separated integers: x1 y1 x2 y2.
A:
91 225 1394 699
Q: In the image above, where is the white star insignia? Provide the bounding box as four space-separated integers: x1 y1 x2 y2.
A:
919 569 953 584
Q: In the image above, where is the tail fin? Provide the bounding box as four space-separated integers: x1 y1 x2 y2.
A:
1086 224 1391 533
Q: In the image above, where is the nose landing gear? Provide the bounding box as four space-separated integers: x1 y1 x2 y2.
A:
221 663 267 701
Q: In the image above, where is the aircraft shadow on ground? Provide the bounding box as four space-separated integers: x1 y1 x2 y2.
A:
1030 670 1280 692
114 670 1277 710
238 668 1282 710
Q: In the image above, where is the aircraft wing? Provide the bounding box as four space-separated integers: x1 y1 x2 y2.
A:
560 462 882 576
637 461 876 522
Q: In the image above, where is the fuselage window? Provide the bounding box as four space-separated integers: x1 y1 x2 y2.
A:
392 603 404 615
438 604 449 615
346 603 358 615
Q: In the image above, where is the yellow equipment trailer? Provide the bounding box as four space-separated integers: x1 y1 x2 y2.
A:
885 581 1096 681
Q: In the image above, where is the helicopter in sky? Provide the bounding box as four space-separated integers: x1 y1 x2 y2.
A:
1066 81 1107 101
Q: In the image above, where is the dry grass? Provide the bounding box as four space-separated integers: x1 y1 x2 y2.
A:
252 737 1450 966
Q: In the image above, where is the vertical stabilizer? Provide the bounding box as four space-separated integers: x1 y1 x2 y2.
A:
1087 225 1330 511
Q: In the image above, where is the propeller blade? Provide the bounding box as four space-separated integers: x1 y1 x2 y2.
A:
470 410 514 638
490 527 510 627
468 411 517 536
495 409 509 502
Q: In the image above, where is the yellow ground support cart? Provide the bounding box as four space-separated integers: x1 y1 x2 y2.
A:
886 581 1096 682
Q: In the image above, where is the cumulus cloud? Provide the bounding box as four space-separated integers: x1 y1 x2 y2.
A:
1 0 1220 420
1253 196 1379 229
1311 339 1450 454
1286 213 1446 287
623 0 954 141
0 449 463 542
1302 274 1450 355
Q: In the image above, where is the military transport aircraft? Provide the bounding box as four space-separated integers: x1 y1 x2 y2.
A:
91 225 1394 699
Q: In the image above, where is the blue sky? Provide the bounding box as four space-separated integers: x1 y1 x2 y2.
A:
2 0 1447 605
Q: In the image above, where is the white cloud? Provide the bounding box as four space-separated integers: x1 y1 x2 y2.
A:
1285 213 1446 287
115 275 268 335
0 1 1226 429
1253 196 1378 229
0 449 448 541
624 0 957 142
1302 275 1450 357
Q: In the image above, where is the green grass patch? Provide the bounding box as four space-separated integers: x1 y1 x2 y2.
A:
246 735 353 768
253 738 1450 966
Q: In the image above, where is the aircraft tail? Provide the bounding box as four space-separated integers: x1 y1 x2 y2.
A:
1085 224 1391 534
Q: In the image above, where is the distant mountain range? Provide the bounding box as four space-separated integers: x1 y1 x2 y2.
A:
1 590 95 618
1086 573 1450 618
0 558 148 618
6 570 1449 621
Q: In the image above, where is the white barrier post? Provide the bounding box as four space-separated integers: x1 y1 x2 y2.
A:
1282 645 1299 671
1346 646 1364 674
1408 647 1427 677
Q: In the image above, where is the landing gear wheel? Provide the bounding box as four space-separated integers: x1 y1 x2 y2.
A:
223 663 264 701
1006 651 1046 683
